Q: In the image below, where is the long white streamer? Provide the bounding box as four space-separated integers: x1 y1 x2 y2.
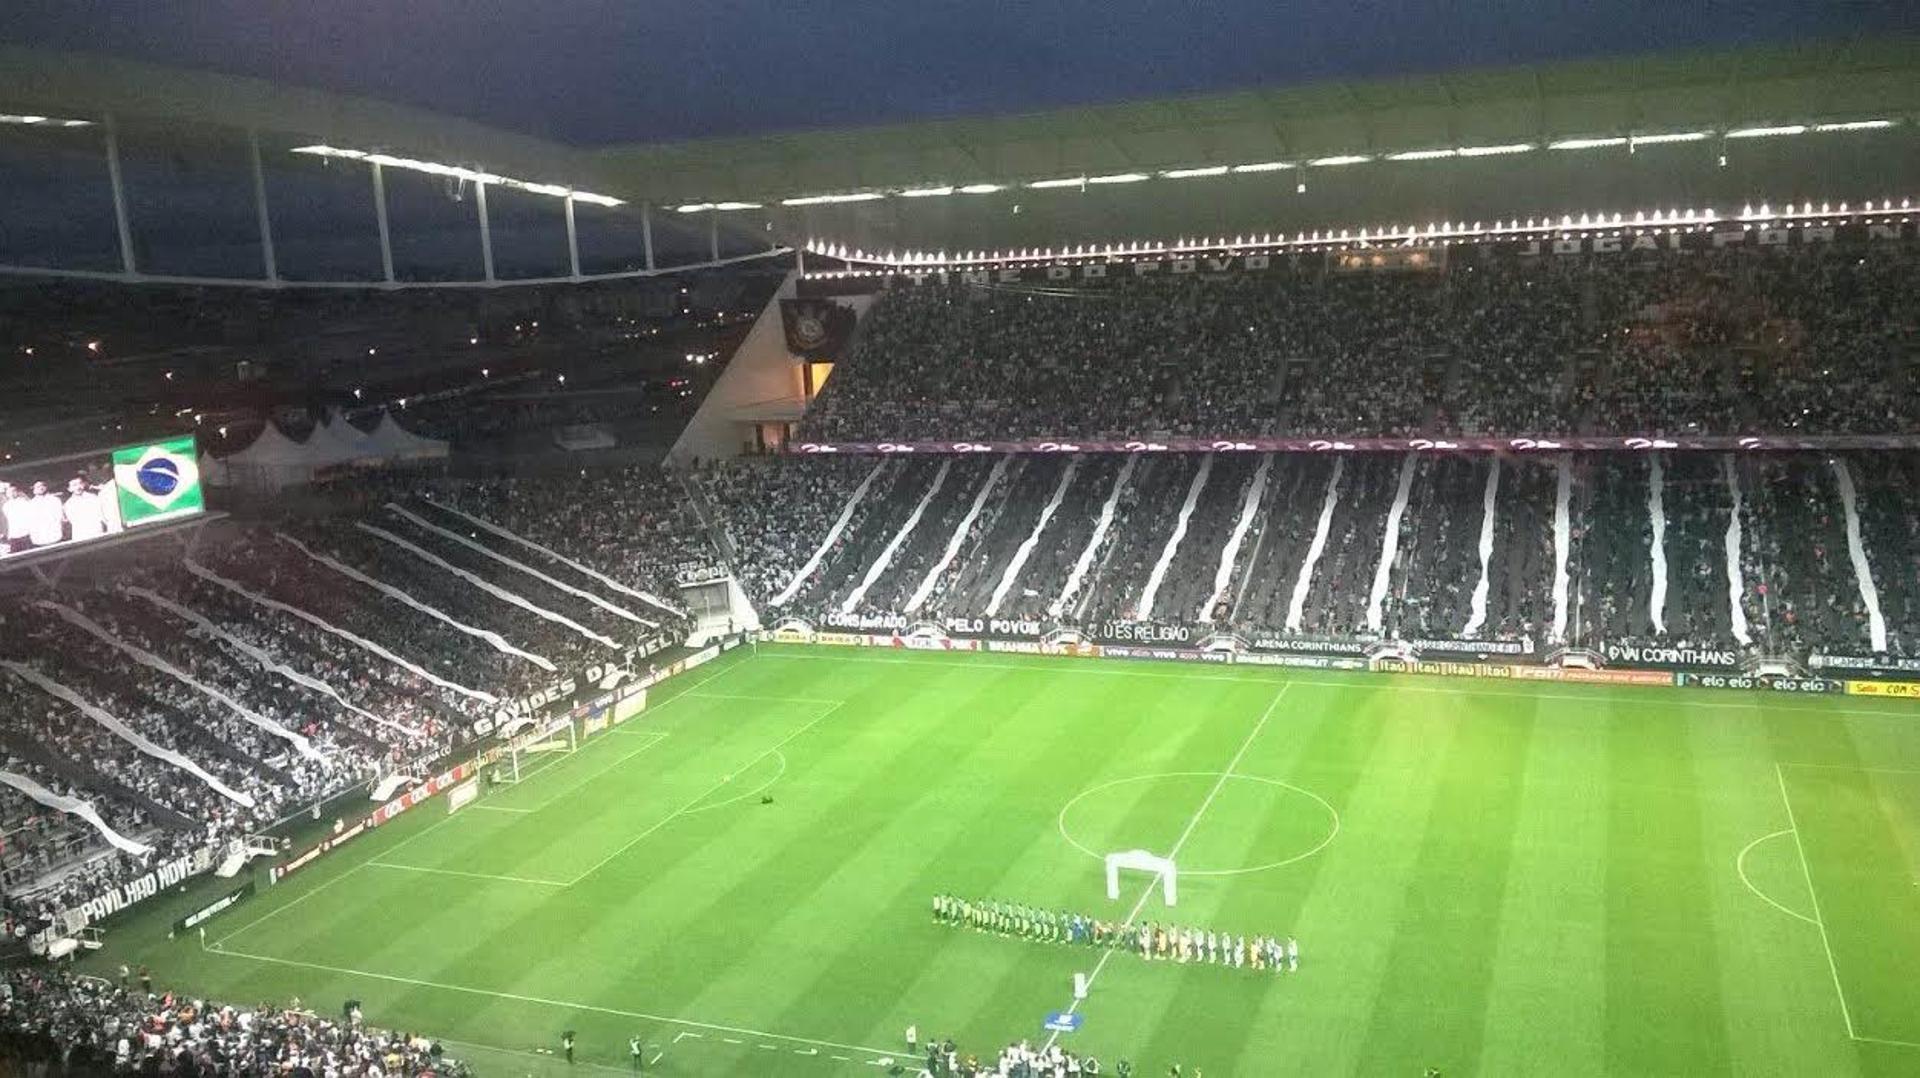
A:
1722 456 1753 647
1829 459 1888 652
840 459 953 614
275 532 555 670
772 460 887 608
385 504 655 627
1051 456 1139 619
1648 456 1669 635
1461 460 1501 638
1549 455 1573 643
1285 458 1344 632
0 771 152 856
988 457 1081 617
1365 454 1420 633
1137 454 1215 620
183 560 498 704
906 455 1011 613
1 661 255 808
38 601 325 764
123 587 418 739
1204 454 1273 622
419 499 686 617
357 524 619 649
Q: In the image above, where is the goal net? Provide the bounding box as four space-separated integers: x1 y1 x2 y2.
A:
1105 849 1177 907
497 716 577 784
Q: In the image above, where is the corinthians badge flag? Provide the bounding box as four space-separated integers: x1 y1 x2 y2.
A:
112 436 205 526
779 298 857 359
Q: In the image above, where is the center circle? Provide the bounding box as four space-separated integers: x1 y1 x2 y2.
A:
1056 772 1339 877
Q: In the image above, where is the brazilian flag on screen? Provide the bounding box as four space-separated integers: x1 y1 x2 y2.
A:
112 436 205 526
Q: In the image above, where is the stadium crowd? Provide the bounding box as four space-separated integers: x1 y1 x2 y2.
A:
0 462 714 935
800 243 1920 442
0 966 468 1076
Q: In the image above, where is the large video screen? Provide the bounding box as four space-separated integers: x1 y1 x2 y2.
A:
1 435 205 562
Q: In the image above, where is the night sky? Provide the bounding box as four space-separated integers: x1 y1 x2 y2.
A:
6 1 1917 145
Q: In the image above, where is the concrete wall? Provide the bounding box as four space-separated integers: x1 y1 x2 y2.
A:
668 274 873 462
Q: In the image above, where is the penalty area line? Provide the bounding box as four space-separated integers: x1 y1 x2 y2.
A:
197 936 904 1058
1774 764 1860 1041
564 697 849 886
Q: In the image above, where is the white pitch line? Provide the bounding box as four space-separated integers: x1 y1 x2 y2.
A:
1774 764 1859 1040
1777 763 1920 776
755 650 1920 718
687 691 845 705
518 731 670 812
682 750 787 815
566 698 848 886
365 861 567 886
1043 683 1291 1051
199 935 904 1058
1734 829 1817 925
470 804 533 814
209 860 367 950
436 1036 641 1075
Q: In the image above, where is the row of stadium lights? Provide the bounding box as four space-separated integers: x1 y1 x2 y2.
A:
287 145 625 206
673 118 1903 215
796 199 1919 274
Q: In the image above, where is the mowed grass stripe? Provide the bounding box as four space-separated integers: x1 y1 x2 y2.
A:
1476 699 1610 1076
1353 691 1537 1075
1602 700 1731 1075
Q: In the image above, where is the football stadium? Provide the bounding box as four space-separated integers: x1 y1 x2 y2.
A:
2 9 1920 1076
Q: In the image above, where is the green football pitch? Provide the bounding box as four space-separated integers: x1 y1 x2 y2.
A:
89 645 1920 1076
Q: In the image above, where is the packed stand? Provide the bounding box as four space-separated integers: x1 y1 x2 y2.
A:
0 966 470 1076
799 242 1919 443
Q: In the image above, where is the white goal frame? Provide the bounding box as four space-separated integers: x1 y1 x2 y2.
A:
1105 849 1177 907
499 716 577 783
446 777 481 815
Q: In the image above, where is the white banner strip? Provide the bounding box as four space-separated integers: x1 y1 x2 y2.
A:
1461 459 1501 638
356 524 620 649
38 601 325 765
840 459 953 615
905 455 1010 614
1722 456 1752 647
1366 454 1420 633
1 661 255 808
1052 456 1139 620
183 560 498 704
987 456 1080 617
773 460 887 608
1829 459 1888 652
0 771 152 856
1648 455 1669 636
1204 454 1271 623
384 504 656 628
1138 454 1215 620
1286 457 1344 632
123 587 421 740
275 532 556 671
1549 455 1573 644
418 499 686 617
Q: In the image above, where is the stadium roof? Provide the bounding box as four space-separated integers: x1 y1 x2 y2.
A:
595 38 1920 203
2 39 1917 275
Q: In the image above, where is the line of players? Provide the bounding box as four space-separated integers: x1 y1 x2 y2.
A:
933 895 1300 972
